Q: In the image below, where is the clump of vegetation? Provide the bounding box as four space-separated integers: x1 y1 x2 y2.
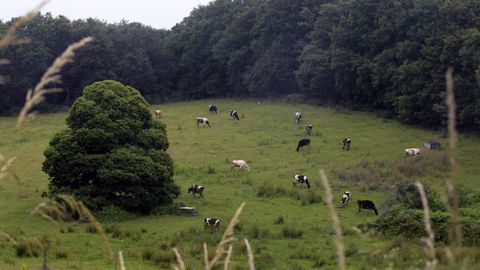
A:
42 80 179 213
274 216 285 225
335 152 450 190
249 223 270 239
14 237 42 257
281 225 304 238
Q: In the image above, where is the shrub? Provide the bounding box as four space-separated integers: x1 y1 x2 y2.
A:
385 181 444 211
85 224 97 234
55 250 68 259
43 80 179 213
14 238 42 257
97 205 137 221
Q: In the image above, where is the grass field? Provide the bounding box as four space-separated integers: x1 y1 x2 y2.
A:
1 99 480 269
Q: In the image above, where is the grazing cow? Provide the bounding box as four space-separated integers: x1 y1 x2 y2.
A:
305 124 313 136
229 110 240 120
357 200 378 215
231 160 250 171
405 148 421 157
188 184 205 197
296 138 311 152
196 117 211 127
209 105 218 113
342 138 351 151
155 110 162 118
204 218 220 230
341 191 350 207
293 175 310 189
295 112 302 124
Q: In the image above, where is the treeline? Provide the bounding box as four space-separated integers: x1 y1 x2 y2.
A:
1 0 480 132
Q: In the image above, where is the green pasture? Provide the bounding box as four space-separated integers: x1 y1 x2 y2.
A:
0 100 479 269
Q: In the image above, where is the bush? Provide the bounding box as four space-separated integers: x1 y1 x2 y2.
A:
97 205 137 221
385 181 444 211
43 80 179 213
249 223 270 239
274 216 285 225
14 238 42 257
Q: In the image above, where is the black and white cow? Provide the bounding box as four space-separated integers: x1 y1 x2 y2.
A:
229 110 240 120
188 184 204 197
196 117 211 127
296 138 311 152
204 218 220 230
293 174 310 189
295 112 302 124
305 124 313 136
209 105 218 113
357 200 378 215
341 191 350 207
342 138 351 151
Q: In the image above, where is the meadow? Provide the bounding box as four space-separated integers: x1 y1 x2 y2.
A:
1 99 480 269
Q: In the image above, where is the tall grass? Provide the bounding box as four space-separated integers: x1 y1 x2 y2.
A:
415 181 438 270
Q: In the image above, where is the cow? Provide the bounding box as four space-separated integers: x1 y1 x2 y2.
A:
342 138 351 151
405 148 421 157
296 138 311 152
197 117 211 127
209 105 218 114
204 218 220 230
341 191 350 207
229 110 240 120
305 124 313 136
295 112 302 124
188 184 205 197
293 175 310 189
155 110 162 118
357 200 378 215
231 160 250 171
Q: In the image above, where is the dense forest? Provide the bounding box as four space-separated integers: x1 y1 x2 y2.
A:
1 0 480 132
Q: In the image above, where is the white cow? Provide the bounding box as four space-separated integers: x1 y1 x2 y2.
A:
197 117 211 127
231 160 250 171
341 191 351 207
295 112 302 124
155 110 162 118
405 148 421 157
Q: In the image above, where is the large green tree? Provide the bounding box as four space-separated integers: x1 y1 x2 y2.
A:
43 80 179 213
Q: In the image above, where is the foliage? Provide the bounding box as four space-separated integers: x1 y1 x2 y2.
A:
42 80 179 212
3 1 480 132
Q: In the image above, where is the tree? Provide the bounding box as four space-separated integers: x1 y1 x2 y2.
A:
43 80 179 213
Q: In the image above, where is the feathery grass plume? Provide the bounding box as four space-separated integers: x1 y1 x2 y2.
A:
118 251 126 270
415 181 438 270
0 0 48 50
319 170 346 270
0 230 18 246
445 67 463 249
173 248 186 270
16 36 93 129
224 245 233 270
204 202 246 270
0 154 17 181
244 239 255 270
31 195 114 260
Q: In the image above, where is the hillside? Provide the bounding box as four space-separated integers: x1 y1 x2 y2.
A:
0 100 479 269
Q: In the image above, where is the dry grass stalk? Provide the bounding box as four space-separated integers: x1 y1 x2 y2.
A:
0 0 48 50
415 181 438 270
244 239 255 270
224 245 233 270
0 153 17 181
118 251 126 270
0 230 18 246
204 202 246 270
31 194 114 260
445 67 463 249
173 248 186 270
16 36 93 129
204 242 210 269
319 170 346 270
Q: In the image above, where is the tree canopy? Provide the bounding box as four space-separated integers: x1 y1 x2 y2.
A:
42 80 179 212
2 0 480 132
